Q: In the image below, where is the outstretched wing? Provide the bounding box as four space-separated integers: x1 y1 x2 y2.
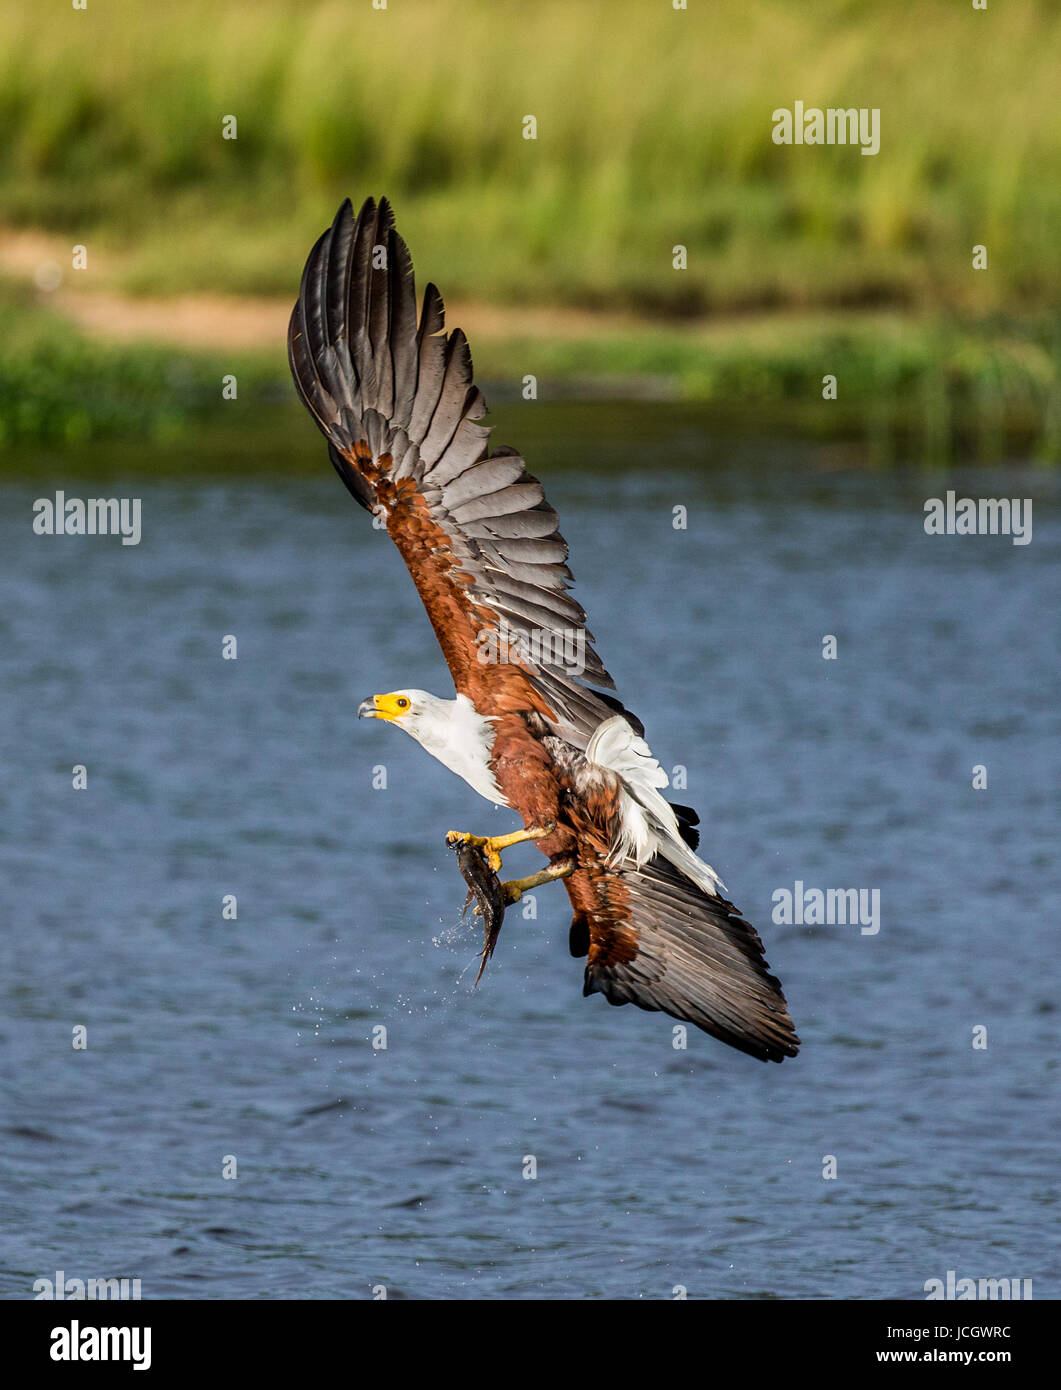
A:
288 196 627 739
571 856 801 1062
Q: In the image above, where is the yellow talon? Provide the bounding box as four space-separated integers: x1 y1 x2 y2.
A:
445 822 557 875
501 859 575 904
445 830 502 871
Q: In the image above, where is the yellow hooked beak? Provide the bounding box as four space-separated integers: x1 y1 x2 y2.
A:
357 692 411 722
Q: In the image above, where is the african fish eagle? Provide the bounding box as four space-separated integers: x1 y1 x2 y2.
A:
288 197 799 1063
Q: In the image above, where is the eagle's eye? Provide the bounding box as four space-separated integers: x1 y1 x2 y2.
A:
396 696 410 710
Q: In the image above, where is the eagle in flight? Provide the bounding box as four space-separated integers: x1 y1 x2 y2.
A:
288 197 799 1063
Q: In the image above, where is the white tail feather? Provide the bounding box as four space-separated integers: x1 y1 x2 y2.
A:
586 715 725 896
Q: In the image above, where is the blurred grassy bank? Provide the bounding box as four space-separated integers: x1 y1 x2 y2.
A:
3 278 1056 466
3 0 1058 311
0 0 1058 460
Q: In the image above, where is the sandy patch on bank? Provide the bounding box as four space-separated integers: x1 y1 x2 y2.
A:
0 226 646 350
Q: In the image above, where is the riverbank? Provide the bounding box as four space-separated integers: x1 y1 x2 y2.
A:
5 1 1059 316
1 270 1057 466
4 0 1058 463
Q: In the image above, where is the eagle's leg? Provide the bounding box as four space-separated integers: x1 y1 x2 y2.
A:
445 822 555 873
501 858 575 904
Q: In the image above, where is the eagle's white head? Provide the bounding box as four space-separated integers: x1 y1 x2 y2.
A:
357 689 507 805
357 688 445 737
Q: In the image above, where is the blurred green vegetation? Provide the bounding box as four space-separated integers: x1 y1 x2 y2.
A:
0 0 1058 458
0 279 282 450
4 277 1056 466
2 0 1058 310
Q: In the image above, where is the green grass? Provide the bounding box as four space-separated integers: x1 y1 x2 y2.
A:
483 314 1061 463
1 0 1058 461
2 280 1057 465
1 0 1059 315
0 280 283 450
